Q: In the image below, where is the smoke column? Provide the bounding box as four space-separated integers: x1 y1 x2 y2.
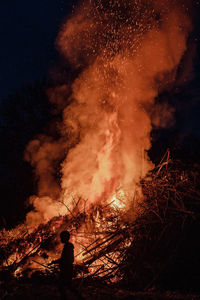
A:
25 0 192 227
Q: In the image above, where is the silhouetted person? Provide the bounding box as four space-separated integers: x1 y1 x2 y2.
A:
50 230 83 300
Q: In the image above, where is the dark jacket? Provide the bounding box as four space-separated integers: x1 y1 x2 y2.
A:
59 242 74 275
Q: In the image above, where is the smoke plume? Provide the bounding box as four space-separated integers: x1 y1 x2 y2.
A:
25 0 192 227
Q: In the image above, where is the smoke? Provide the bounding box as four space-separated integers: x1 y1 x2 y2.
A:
25 0 192 227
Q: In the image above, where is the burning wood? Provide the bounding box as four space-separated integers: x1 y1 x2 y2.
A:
1 154 200 293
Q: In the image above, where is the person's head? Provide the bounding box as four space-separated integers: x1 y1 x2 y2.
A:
60 230 70 243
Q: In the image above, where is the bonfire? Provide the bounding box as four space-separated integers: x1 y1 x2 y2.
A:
1 152 200 296
1 0 199 299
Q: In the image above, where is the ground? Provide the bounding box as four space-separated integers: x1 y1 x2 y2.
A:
1 278 200 300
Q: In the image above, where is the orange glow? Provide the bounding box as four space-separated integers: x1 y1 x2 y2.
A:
1 0 193 276
25 1 192 228
110 189 125 210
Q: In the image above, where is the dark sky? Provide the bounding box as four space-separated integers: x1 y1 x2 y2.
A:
0 0 75 100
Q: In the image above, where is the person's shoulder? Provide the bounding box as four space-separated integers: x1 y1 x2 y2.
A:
64 242 74 249
68 242 74 249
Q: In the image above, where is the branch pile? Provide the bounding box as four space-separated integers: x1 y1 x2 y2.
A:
1 153 200 293
80 154 200 291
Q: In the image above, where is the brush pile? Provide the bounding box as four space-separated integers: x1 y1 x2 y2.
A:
1 152 200 294
80 152 200 292
120 153 200 291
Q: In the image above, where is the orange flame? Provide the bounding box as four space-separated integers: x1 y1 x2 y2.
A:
24 0 192 230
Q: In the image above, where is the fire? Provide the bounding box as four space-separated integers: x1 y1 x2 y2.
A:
25 0 192 228
0 0 193 278
110 189 125 210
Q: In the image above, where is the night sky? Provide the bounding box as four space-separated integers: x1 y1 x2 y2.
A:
0 0 76 100
0 0 77 227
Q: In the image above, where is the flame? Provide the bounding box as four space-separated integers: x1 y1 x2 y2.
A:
23 0 192 228
110 189 125 210
2 0 193 277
